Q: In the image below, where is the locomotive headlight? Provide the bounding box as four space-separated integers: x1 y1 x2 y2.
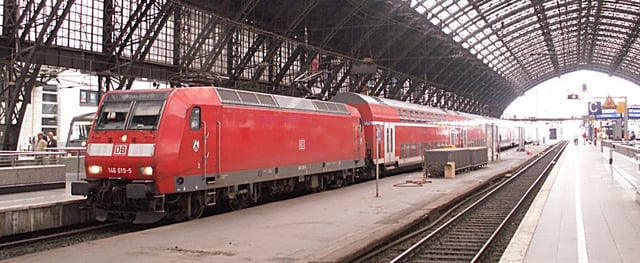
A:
88 165 103 175
81 141 87 147
139 166 154 176
121 134 128 142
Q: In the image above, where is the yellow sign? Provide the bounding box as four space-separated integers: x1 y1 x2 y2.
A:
603 96 617 109
617 101 626 114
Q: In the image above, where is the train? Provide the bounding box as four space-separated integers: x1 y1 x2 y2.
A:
66 112 94 147
71 87 524 223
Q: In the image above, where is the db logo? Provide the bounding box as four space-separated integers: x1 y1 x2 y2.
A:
113 144 128 156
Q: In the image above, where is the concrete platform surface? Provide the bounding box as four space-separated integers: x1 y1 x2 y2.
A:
502 143 640 263
0 178 89 237
6 146 544 263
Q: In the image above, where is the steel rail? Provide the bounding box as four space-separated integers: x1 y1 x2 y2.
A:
389 142 567 262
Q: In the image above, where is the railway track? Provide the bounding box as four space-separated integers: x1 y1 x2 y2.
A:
355 141 567 262
0 222 160 260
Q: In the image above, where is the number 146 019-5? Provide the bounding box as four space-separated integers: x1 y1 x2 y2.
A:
108 167 132 174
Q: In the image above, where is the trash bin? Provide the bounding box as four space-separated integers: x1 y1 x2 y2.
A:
444 162 455 179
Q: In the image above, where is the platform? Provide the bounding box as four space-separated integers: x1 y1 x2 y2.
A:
0 171 90 238
4 145 544 263
502 142 640 262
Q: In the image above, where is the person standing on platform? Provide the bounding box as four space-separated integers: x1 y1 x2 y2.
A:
35 133 47 164
46 132 57 149
630 131 636 141
46 132 58 163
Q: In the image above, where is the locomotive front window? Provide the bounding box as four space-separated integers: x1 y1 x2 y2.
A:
96 102 131 130
129 101 164 130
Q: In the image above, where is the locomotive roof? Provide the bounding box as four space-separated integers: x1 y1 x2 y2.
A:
214 88 351 115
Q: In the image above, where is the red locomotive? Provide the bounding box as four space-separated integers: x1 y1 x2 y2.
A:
72 87 522 223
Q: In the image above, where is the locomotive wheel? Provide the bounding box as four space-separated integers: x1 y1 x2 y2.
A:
228 193 252 211
187 192 205 220
334 175 345 188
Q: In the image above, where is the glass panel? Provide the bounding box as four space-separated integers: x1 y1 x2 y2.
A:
68 121 92 142
238 91 259 104
190 107 201 130
95 102 131 130
43 93 57 102
42 117 57 126
128 101 164 130
256 94 277 106
217 89 241 102
42 104 57 114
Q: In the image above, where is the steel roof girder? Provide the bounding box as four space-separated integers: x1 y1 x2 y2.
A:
586 0 604 64
114 0 158 56
200 0 260 72
18 0 48 42
178 17 219 70
272 46 305 86
7 0 34 41
371 74 391 97
401 80 421 101
328 64 351 98
250 39 285 82
320 60 347 98
609 16 640 74
116 1 176 89
230 34 266 78
389 77 409 99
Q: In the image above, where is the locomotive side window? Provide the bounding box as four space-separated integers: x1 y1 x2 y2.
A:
96 102 131 130
128 101 164 130
190 107 201 130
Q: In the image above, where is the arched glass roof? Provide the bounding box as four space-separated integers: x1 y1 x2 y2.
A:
408 0 640 92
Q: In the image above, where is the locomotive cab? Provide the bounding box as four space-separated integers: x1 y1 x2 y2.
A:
72 90 213 223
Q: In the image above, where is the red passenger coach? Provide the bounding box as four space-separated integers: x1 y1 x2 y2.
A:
331 93 489 172
72 87 365 223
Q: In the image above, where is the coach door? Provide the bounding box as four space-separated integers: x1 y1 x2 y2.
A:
383 123 396 164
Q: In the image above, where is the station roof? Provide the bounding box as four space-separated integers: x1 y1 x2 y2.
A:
185 0 640 115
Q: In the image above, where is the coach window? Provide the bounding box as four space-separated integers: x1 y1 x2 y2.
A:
190 107 201 130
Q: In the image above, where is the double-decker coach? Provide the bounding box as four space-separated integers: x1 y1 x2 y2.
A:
331 93 488 173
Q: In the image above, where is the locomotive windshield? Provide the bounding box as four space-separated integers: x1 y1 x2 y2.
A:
95 91 168 130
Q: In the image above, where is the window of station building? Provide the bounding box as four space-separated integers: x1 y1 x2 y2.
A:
80 90 100 106
42 103 57 115
43 85 57 92
42 93 57 103
42 117 57 126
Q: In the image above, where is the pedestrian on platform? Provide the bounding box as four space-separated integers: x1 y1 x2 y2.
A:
46 132 57 149
630 131 636 141
35 133 47 164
